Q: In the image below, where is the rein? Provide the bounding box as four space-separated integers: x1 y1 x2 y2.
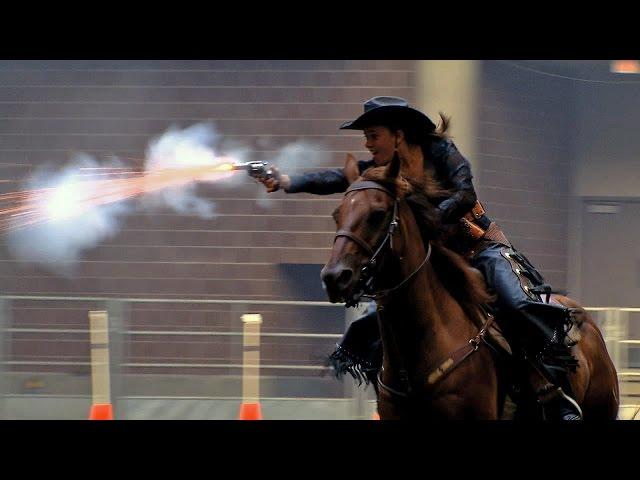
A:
372 243 431 299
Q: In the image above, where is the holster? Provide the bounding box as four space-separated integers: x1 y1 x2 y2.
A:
459 201 487 240
458 201 511 255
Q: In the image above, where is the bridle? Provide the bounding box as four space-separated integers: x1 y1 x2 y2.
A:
333 180 431 307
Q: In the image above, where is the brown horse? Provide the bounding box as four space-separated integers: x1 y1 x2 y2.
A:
321 156 619 420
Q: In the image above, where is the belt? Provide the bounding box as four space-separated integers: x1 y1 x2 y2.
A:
466 222 512 258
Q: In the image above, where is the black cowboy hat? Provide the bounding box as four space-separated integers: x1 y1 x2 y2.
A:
339 96 436 132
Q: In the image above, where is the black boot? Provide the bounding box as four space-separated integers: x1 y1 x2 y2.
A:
535 356 583 421
533 312 583 421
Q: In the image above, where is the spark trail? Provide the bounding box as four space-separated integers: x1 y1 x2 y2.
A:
0 160 237 234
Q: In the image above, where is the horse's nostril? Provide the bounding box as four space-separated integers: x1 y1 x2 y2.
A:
321 265 355 294
336 269 353 289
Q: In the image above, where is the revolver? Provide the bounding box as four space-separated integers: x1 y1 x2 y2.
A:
232 161 279 181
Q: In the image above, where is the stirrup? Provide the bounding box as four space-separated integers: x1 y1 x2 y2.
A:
537 385 583 421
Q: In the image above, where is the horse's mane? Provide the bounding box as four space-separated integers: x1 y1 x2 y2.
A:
360 166 495 324
429 245 495 326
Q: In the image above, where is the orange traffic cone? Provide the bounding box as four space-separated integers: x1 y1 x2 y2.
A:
89 403 114 420
238 401 263 420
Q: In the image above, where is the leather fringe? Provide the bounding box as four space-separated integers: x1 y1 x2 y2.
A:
327 344 376 386
539 341 580 373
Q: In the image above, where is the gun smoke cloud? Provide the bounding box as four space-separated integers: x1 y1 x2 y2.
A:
4 122 330 276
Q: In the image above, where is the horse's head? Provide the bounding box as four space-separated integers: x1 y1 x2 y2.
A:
321 154 413 306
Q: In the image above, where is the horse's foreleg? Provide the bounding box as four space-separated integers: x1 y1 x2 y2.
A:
377 395 406 420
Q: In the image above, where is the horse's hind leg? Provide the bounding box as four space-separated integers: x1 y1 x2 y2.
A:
580 373 619 420
574 322 620 420
543 296 620 420
582 348 619 419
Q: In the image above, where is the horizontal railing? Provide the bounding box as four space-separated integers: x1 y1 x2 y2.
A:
1 295 638 419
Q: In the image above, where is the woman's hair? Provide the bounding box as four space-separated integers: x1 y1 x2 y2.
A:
404 112 451 146
387 112 451 147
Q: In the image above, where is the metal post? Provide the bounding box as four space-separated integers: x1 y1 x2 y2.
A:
618 310 630 374
106 300 125 419
602 309 628 374
0 298 10 420
603 309 620 372
229 303 246 397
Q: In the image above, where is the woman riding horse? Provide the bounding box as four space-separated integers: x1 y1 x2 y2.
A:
259 96 586 420
321 157 617 419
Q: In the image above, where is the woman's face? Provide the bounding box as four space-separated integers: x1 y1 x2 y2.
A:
363 126 399 166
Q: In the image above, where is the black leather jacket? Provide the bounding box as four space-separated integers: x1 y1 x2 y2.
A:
285 138 478 224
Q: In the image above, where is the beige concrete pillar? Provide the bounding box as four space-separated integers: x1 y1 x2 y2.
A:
415 60 482 185
89 310 111 405
241 313 262 402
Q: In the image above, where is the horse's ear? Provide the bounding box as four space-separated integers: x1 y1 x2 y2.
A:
343 153 359 185
385 152 401 180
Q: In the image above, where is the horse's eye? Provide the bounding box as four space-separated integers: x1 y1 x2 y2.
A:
368 209 387 226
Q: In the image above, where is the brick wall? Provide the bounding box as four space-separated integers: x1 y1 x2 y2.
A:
0 60 415 300
475 61 573 290
0 60 415 382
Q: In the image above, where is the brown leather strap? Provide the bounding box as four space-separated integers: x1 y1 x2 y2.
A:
460 201 489 240
463 200 486 222
536 384 564 404
461 201 510 247
483 222 510 246
377 313 496 398
334 230 374 257
460 217 486 240
345 181 394 198
426 314 495 386
465 223 511 259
